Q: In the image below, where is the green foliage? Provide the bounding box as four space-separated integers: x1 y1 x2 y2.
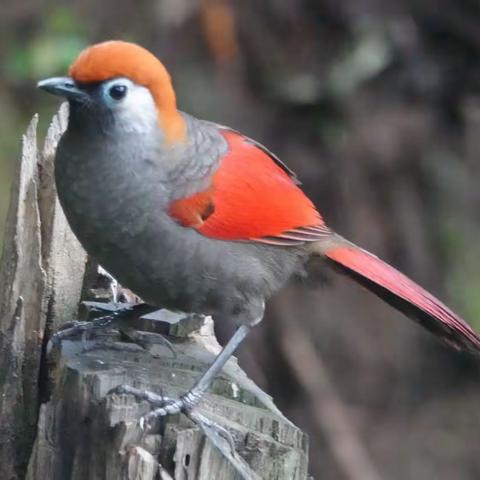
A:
449 244 480 330
6 36 85 81
0 7 89 249
439 221 480 328
5 8 87 82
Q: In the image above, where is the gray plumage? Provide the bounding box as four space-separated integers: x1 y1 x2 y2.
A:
55 83 307 324
41 58 480 354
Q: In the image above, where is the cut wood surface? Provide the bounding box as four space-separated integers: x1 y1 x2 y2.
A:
27 312 309 479
0 108 309 479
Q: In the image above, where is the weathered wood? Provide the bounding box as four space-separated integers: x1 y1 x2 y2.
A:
0 105 87 479
0 114 46 480
0 111 309 479
26 314 308 479
38 103 87 331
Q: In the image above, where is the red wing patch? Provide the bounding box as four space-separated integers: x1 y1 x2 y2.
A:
169 130 330 244
168 185 215 228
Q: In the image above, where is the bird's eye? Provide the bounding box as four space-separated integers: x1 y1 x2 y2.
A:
109 84 127 100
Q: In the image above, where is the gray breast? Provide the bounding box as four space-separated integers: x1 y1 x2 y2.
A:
54 113 306 316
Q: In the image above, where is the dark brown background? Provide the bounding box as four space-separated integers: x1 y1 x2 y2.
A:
2 1 480 478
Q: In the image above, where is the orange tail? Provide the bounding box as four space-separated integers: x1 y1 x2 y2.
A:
323 243 480 353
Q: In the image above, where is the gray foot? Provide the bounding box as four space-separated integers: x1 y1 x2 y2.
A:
107 322 261 479
109 384 205 420
48 303 176 357
109 385 237 466
48 314 118 353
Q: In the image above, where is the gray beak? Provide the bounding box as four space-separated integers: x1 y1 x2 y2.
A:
37 76 87 101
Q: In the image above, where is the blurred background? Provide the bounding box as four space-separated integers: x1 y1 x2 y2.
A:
2 0 480 478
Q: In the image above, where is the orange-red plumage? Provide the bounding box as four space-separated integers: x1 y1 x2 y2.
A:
169 130 325 241
44 40 480 353
69 41 186 143
325 245 480 351
169 186 215 228
35 38 480 435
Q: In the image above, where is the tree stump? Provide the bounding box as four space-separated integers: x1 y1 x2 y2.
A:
0 107 309 479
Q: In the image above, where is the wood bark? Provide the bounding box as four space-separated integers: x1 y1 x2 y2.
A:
0 104 87 479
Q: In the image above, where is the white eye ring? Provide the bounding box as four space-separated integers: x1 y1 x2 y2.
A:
102 78 132 107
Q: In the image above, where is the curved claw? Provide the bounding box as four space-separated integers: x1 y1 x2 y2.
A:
108 384 178 430
47 321 91 355
107 384 256 479
188 410 258 480
191 411 237 457
108 384 206 429
141 388 205 423
142 399 183 420
108 384 167 407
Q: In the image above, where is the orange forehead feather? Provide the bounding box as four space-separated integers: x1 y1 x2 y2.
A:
69 41 186 143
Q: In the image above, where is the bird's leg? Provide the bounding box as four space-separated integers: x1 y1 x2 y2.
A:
50 262 138 350
108 307 264 479
110 386 254 479
82 266 176 354
48 303 155 352
108 324 254 475
154 323 252 417
108 321 255 421
49 309 124 346
50 303 176 357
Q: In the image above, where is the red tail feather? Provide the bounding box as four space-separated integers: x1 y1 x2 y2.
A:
324 244 480 353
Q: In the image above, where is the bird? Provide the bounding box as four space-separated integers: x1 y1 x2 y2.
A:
38 40 480 421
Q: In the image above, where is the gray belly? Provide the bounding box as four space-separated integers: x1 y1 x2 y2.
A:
60 189 305 315
54 131 306 316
